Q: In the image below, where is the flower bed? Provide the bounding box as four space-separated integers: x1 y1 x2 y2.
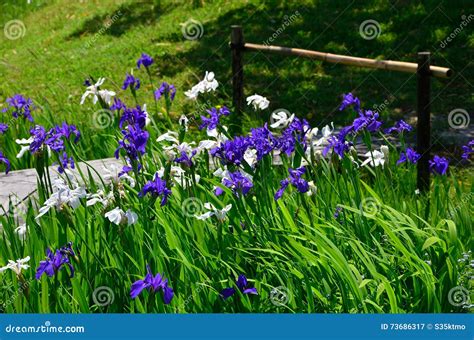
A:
0 53 472 313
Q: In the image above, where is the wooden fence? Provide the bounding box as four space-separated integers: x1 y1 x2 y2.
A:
230 25 453 193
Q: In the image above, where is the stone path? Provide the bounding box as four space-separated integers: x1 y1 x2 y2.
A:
0 158 122 213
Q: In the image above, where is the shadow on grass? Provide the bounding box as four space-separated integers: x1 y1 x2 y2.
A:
68 0 166 38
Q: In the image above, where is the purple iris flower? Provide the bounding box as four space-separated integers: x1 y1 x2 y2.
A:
130 264 174 304
139 173 172 206
337 126 354 140
429 155 449 175
29 125 48 153
3 94 34 122
122 73 140 91
136 53 154 69
154 82 176 101
46 134 66 153
35 242 76 279
175 149 197 167
118 165 133 178
57 152 75 174
28 123 81 155
0 123 8 134
199 106 230 131
397 148 420 165
218 171 253 197
339 93 361 113
461 140 474 160
334 206 343 219
274 179 290 201
211 136 250 166
220 274 258 299
45 136 65 153
289 167 309 192
275 117 310 156
385 120 413 134
115 124 149 161
199 113 218 131
110 98 126 113
352 110 382 133
0 151 11 174
288 117 311 133
51 122 81 144
119 106 147 129
114 102 149 161
274 166 309 200
275 132 295 156
249 124 277 161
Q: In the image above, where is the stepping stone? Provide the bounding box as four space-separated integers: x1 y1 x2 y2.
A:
0 157 122 213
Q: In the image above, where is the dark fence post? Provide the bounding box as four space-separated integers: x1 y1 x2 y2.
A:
231 25 244 129
416 52 431 193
